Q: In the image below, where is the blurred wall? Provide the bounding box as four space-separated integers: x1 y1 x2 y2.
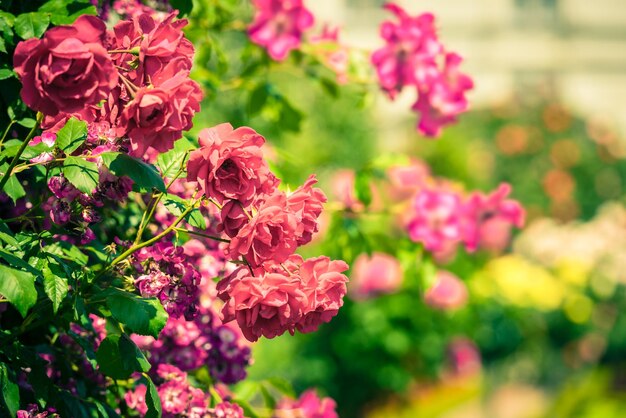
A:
309 0 626 137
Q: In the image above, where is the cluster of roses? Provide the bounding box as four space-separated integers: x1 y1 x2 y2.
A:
132 242 202 320
133 301 252 385
371 3 474 137
14 11 201 161
187 123 349 342
125 364 245 418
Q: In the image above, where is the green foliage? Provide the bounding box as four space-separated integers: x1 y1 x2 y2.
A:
14 12 50 39
96 334 151 380
163 194 206 229
56 116 87 154
105 288 168 338
63 156 99 193
0 264 37 317
101 152 166 193
157 137 194 178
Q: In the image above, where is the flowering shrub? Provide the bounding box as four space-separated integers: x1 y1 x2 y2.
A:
0 0 479 417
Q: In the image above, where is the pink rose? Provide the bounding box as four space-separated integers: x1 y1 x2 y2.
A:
248 0 315 61
225 191 299 267
218 200 251 238
296 256 349 333
117 59 202 158
216 265 308 342
286 174 327 246
350 252 403 299
187 123 279 206
13 15 118 116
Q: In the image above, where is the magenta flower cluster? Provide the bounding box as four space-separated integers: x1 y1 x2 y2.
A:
132 241 202 320
187 123 349 342
125 364 245 418
406 183 525 258
132 302 251 385
372 3 474 137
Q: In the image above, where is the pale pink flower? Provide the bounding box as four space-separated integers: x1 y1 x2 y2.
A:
248 0 314 61
386 159 431 201
406 188 464 252
350 252 403 299
330 169 363 210
28 132 57 163
424 270 468 310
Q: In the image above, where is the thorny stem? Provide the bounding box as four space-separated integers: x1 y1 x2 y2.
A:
0 112 43 192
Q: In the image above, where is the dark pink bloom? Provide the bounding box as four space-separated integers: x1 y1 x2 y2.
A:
371 3 441 99
118 59 202 158
13 15 118 116
225 191 298 267
350 252 402 299
424 270 468 310
413 52 474 137
406 187 464 252
462 183 525 252
276 389 338 418
286 174 327 246
248 0 314 61
187 123 279 206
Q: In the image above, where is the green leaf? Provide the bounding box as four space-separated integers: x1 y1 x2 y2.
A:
17 117 36 128
101 152 166 193
106 289 168 338
354 169 372 207
14 12 50 39
163 194 206 229
1 170 25 203
169 0 193 16
144 374 162 418
0 68 13 80
278 96 303 133
0 264 37 317
63 156 99 194
42 262 68 313
248 83 269 117
40 0 98 25
0 363 19 417
96 334 151 380
156 137 194 178
56 117 87 154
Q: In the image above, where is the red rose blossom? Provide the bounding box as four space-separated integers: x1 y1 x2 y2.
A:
187 123 279 206
13 15 118 116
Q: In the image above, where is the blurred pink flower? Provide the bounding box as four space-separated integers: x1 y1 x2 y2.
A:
310 24 349 84
331 169 363 210
447 337 481 377
407 188 464 252
248 0 314 61
276 389 338 418
413 52 474 137
424 270 468 310
386 159 431 201
463 183 525 252
350 252 403 299
371 3 441 99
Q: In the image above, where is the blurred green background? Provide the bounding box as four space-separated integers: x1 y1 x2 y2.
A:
186 0 626 417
